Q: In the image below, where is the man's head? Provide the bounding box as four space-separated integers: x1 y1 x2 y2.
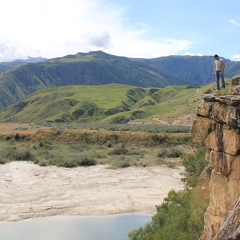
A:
214 54 219 60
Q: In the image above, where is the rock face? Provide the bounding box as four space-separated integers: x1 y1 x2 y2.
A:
192 93 240 240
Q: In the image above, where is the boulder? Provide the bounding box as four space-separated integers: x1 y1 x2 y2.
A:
231 76 240 85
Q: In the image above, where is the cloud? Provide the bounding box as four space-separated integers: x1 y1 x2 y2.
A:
232 54 240 61
185 52 203 56
0 0 193 61
230 19 240 26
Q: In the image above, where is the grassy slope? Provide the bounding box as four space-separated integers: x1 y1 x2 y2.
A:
0 81 220 124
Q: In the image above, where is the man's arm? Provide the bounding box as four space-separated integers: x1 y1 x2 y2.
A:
212 63 216 75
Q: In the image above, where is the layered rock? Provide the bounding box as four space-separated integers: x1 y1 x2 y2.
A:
192 93 240 240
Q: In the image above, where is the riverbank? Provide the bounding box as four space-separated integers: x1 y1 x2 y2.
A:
0 162 184 221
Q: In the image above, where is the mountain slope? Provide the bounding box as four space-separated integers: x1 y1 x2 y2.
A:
0 83 214 124
141 55 240 85
0 51 189 110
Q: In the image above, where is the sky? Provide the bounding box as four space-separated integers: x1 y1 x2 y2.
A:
0 0 240 62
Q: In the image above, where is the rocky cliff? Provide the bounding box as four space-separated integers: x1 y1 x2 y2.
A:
192 77 240 240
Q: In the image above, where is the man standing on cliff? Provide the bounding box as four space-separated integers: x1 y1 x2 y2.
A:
212 54 226 91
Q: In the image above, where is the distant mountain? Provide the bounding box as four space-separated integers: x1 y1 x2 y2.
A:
0 51 189 110
141 55 240 85
12 57 48 63
0 83 211 124
0 57 47 73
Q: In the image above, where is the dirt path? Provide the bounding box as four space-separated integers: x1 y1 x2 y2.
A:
0 162 184 221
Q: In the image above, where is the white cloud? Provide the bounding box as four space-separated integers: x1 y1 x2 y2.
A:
185 52 203 56
230 19 240 26
232 54 240 61
0 0 193 61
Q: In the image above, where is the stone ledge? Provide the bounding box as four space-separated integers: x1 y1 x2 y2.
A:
203 94 240 106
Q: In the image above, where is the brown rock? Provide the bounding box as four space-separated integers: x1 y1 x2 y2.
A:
222 129 240 155
203 94 218 102
231 76 240 85
206 150 235 177
197 100 214 117
205 123 223 152
200 165 213 200
213 197 240 240
210 102 240 126
192 117 215 145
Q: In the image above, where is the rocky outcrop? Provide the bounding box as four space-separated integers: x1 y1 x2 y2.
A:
192 91 240 239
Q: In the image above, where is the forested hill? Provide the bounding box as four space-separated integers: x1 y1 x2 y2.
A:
0 51 188 109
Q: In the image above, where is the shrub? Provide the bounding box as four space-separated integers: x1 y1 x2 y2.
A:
0 146 35 161
119 162 130 168
14 133 26 141
0 156 7 164
77 157 97 167
151 134 169 144
14 133 20 141
62 159 77 168
108 144 128 155
157 147 183 158
69 142 90 152
181 148 207 187
5 135 12 141
204 88 212 94
15 147 35 161
38 159 48 166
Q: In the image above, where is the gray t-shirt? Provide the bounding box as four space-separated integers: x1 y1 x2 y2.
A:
214 59 224 71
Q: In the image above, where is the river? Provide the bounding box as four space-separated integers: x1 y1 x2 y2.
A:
0 214 152 240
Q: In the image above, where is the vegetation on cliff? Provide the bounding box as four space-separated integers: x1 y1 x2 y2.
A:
129 148 208 240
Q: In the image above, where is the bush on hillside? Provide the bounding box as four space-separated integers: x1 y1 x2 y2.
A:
181 148 208 187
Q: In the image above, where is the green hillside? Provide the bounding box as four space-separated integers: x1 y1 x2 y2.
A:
0 82 216 124
0 51 189 110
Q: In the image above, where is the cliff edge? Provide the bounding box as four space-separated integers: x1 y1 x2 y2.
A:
192 76 240 240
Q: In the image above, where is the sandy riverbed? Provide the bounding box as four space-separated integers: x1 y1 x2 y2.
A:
0 162 184 221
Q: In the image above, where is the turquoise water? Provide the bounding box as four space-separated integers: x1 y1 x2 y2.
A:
0 214 151 240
